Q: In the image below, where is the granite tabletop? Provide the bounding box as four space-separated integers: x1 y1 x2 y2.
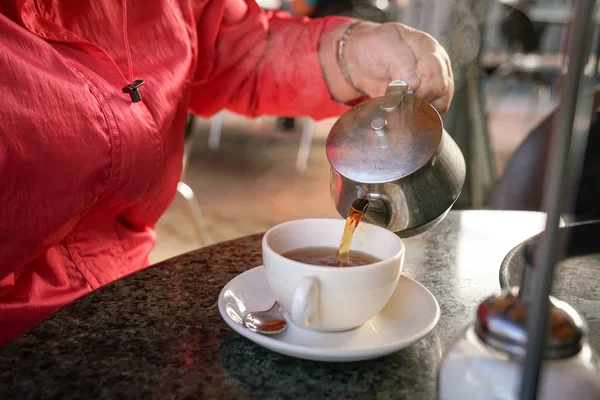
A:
0 211 561 399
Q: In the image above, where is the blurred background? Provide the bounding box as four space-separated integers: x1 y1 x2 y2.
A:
151 0 596 263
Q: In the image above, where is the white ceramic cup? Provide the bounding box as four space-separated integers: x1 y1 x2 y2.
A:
262 218 405 332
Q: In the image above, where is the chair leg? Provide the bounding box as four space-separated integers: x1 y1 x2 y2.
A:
177 181 212 247
466 64 496 207
523 81 541 133
296 117 315 172
208 111 225 150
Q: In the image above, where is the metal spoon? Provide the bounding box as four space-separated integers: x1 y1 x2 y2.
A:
243 302 287 335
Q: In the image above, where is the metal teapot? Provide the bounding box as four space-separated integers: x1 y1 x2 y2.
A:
326 81 466 237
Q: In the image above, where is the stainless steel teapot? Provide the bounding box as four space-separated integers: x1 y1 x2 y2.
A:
326 81 466 237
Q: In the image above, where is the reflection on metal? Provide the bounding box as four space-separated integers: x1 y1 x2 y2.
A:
224 288 246 323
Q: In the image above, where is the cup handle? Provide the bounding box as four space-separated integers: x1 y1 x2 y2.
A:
291 277 319 329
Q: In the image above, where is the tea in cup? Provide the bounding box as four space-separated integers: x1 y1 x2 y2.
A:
262 218 405 331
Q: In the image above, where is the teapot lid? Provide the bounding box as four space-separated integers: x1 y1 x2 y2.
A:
326 81 443 184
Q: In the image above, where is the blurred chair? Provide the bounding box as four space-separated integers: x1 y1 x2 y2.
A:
499 0 544 54
492 88 600 219
490 0 600 213
488 0 567 119
311 0 399 21
207 112 317 172
402 0 496 208
178 115 212 246
207 110 225 151
295 117 316 171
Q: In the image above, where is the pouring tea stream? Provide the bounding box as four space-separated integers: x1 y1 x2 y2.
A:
336 198 369 265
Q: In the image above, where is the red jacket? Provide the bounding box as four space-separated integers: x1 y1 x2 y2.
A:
0 0 350 346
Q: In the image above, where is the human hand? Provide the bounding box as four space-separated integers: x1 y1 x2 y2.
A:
320 21 454 113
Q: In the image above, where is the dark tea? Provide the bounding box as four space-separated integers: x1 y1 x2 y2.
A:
282 246 381 267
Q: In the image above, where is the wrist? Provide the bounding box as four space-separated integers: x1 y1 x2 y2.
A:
319 20 367 104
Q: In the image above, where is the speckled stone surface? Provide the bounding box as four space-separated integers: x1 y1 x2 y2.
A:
0 211 558 399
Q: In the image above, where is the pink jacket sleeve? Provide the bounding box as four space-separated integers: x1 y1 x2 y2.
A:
188 0 353 120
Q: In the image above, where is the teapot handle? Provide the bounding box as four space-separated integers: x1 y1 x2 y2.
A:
381 80 413 111
386 80 412 95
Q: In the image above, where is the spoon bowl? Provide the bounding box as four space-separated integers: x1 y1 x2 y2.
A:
243 302 287 335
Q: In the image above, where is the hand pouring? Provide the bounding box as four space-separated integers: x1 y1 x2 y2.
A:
326 81 466 237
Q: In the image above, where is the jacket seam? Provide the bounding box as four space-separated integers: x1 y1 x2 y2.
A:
66 235 101 289
138 102 164 200
60 58 131 288
63 60 122 200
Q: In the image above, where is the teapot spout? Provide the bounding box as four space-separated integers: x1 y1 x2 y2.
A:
360 194 393 230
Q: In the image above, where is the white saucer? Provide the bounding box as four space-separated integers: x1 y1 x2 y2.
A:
218 266 440 362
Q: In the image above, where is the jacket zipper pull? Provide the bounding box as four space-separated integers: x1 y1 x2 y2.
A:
122 79 145 103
